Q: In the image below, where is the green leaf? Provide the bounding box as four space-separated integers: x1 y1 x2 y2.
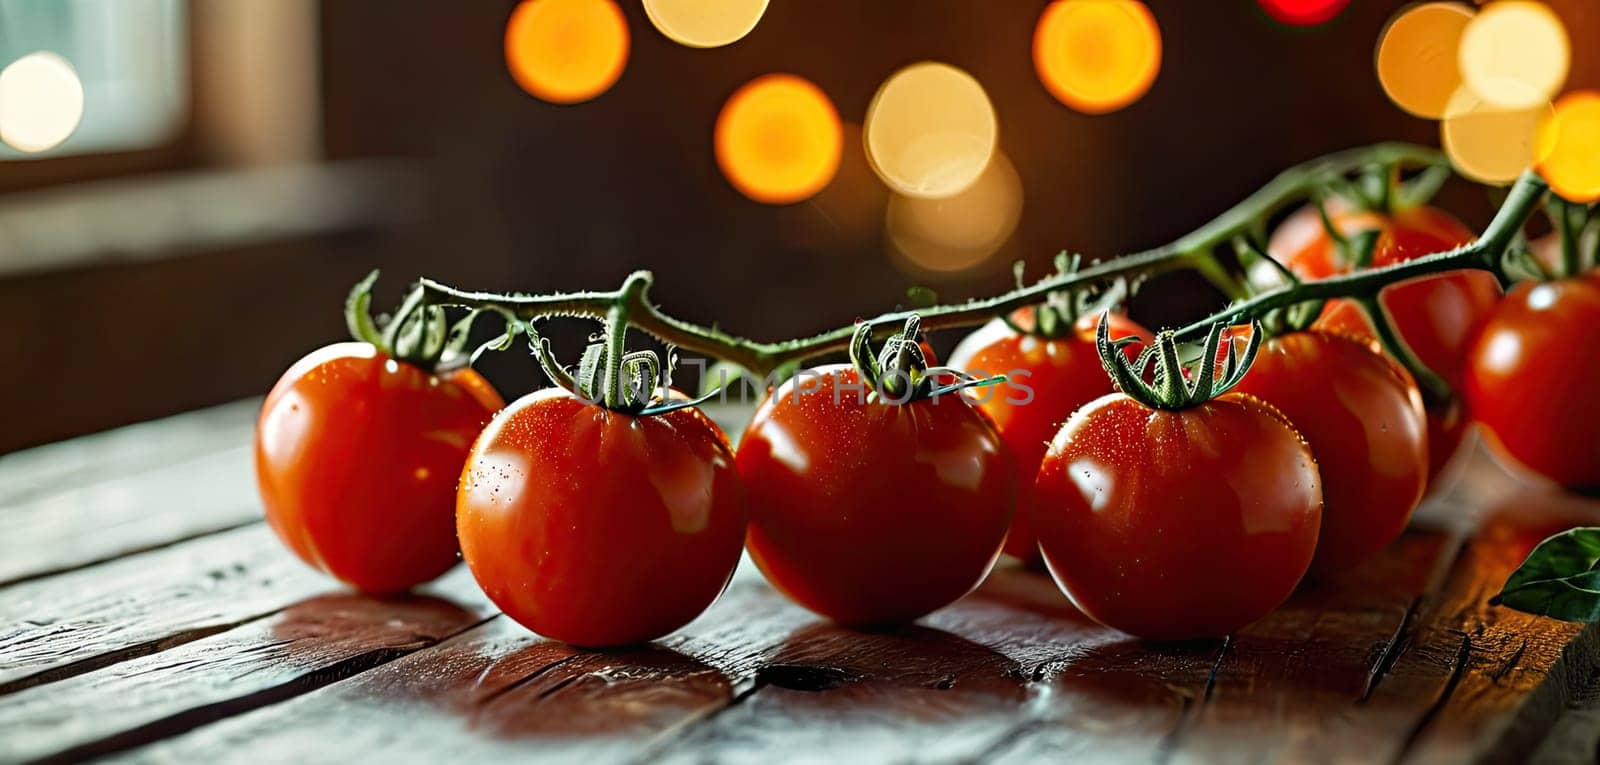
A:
1491 527 1600 622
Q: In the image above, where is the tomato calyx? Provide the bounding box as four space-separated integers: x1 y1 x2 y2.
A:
1096 314 1262 411
849 315 1004 404
526 322 714 417
345 270 451 368
1001 253 1130 340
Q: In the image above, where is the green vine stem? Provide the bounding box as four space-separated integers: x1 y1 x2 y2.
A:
1174 170 1548 340
421 142 1450 377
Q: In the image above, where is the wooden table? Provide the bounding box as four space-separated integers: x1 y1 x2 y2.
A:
3 401 1599 764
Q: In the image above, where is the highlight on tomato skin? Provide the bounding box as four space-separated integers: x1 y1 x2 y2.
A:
947 309 1152 565
1465 273 1600 491
736 364 1017 627
1267 200 1501 480
1231 330 1428 579
455 387 748 648
255 342 506 595
1032 391 1323 641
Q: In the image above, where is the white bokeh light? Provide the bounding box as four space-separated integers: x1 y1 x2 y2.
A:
0 52 86 153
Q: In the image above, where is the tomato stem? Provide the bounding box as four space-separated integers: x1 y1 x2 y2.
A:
419 143 1453 378
1176 171 1549 341
1355 294 1451 404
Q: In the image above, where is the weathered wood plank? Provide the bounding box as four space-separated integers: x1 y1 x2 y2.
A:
0 568 492 763
0 524 336 693
0 399 257 507
113 576 813 764
1399 485 1600 765
4 402 1595 764
1164 530 1455 764
0 445 261 586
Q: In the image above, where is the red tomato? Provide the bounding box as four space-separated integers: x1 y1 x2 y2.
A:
1231 331 1427 577
947 310 1152 563
256 342 504 593
737 365 1016 625
1465 273 1600 489
1272 202 1501 475
1033 392 1322 640
456 388 746 647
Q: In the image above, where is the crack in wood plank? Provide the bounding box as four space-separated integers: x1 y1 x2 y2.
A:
0 575 495 764
1393 631 1474 765
1489 638 1529 685
1153 635 1232 765
30 639 455 764
1363 595 1424 703
470 650 578 708
0 622 241 696
0 524 333 694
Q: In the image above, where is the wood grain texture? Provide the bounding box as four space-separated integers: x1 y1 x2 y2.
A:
0 568 492 763
4 400 1600 764
0 446 261 586
0 401 261 586
0 524 335 694
115 576 812 764
0 400 257 507
1166 531 1455 764
1399 485 1600 765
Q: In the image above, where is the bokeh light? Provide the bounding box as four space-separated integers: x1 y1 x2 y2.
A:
1535 91 1600 202
1257 0 1351 27
777 123 889 252
887 150 1023 274
643 0 768 48
715 74 842 205
1033 0 1161 115
1441 85 1551 184
1376 2 1474 119
1458 0 1569 110
0 52 84 153
864 62 998 199
504 0 629 104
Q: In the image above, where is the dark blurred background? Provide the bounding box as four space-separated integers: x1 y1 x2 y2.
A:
1 0 1596 453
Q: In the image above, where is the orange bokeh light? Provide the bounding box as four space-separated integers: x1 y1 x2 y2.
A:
1376 2 1474 119
1033 0 1161 115
504 0 629 105
1536 91 1600 202
715 74 843 205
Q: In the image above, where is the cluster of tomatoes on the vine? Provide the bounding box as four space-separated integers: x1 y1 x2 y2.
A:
254 196 1600 646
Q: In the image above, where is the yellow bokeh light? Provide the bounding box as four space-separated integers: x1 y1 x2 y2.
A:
1441 86 1551 184
504 0 629 104
715 74 842 205
1536 91 1600 202
887 150 1023 274
643 0 768 48
1458 0 1569 110
1376 2 1474 119
865 62 998 199
1033 0 1161 115
0 52 84 153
